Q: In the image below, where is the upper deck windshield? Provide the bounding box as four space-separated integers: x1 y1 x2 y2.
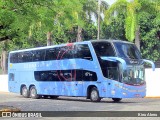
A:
114 42 142 59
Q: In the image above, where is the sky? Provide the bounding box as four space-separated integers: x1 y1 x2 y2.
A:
91 0 116 23
107 0 116 5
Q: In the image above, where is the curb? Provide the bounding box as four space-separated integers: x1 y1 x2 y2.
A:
145 96 160 98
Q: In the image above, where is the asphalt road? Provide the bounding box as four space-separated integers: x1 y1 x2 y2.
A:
1 92 160 120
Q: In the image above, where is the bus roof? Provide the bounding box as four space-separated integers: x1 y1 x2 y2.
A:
9 39 134 53
90 39 134 44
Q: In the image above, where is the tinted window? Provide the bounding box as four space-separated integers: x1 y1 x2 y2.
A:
10 50 45 63
32 50 45 61
10 44 93 63
21 51 32 62
59 46 74 59
17 52 24 63
74 44 93 60
92 42 115 57
10 53 18 63
10 52 27 63
45 48 58 60
114 42 142 59
92 41 119 81
34 69 97 81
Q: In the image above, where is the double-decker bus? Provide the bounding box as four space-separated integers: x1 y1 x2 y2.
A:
8 40 155 102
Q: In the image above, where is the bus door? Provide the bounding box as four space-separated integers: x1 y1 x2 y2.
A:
106 66 122 98
100 57 127 98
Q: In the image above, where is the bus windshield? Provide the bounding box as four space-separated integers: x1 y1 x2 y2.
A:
114 42 142 59
123 66 145 85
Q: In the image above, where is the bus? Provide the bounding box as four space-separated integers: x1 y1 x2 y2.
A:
8 40 155 102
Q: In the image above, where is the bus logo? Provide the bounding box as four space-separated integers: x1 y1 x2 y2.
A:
85 72 93 77
2 112 11 117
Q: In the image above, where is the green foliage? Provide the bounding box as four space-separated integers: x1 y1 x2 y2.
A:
1 0 159 64
0 0 87 51
104 0 160 61
83 21 97 40
104 0 127 25
140 13 160 61
104 0 160 42
102 14 126 40
125 1 139 42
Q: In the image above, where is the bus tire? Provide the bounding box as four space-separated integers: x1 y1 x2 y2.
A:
21 86 29 98
30 86 40 99
90 87 101 102
112 98 122 102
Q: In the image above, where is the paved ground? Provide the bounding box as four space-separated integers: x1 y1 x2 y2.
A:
1 92 160 120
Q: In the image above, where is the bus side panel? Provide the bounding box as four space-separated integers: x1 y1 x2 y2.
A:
8 71 20 93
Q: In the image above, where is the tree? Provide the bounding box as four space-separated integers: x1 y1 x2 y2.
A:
0 0 85 73
76 0 108 42
97 0 109 40
104 0 160 50
101 13 126 40
140 12 160 61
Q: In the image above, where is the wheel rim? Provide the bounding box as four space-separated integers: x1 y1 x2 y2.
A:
22 87 27 96
91 90 98 101
31 88 36 97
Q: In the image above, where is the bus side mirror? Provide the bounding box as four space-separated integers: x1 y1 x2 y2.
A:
100 57 127 70
143 59 155 71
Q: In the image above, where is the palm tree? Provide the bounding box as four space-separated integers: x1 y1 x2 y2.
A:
76 0 108 42
97 0 109 40
104 0 159 50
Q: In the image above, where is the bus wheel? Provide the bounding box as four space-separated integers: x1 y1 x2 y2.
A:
90 87 101 102
112 98 122 102
22 86 29 98
30 86 39 99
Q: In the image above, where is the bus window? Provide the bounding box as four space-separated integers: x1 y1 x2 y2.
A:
59 46 74 59
32 50 45 61
74 44 93 61
17 52 24 63
92 42 115 56
92 41 119 81
21 51 33 62
45 48 57 60
114 42 142 59
10 53 18 63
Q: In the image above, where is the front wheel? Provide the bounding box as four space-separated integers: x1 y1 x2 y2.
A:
112 98 122 102
30 86 39 99
90 87 101 102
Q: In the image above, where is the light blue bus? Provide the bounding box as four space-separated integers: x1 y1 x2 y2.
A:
8 40 155 102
